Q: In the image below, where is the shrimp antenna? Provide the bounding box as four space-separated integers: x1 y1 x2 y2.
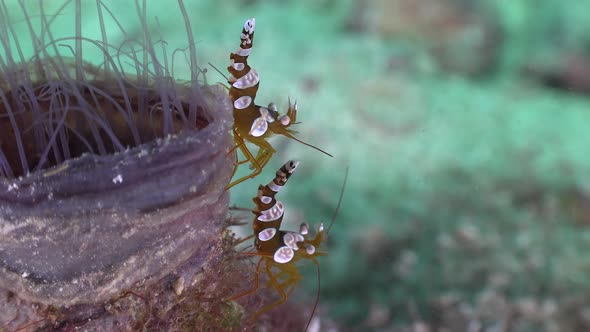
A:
282 132 334 158
208 62 229 81
305 167 348 330
305 258 321 332
326 166 348 234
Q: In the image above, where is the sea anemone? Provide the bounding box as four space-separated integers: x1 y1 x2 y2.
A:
0 0 240 330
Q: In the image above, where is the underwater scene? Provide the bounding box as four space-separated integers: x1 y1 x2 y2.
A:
1 0 590 331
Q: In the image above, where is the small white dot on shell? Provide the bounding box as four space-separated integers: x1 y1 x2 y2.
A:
232 69 259 89
232 62 245 71
278 115 290 126
293 233 304 243
258 228 277 241
259 107 275 123
249 116 268 137
236 47 251 57
258 201 284 222
273 246 294 264
267 181 283 193
233 96 252 110
244 18 255 34
285 160 299 173
299 223 309 235
284 233 299 250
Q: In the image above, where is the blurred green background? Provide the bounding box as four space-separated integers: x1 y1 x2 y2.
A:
10 0 590 330
217 1 590 331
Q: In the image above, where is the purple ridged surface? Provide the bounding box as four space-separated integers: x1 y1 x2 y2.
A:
0 84 234 329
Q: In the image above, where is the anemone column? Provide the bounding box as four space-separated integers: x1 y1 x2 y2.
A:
0 1 239 330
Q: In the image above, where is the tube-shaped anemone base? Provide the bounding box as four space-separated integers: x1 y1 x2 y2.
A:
0 83 238 331
0 1 248 330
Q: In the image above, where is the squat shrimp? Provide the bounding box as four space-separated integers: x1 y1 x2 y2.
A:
225 18 332 189
228 160 347 331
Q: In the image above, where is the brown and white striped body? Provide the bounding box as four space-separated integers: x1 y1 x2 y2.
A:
225 18 331 189
228 160 347 330
252 160 317 263
228 18 294 141
229 160 321 310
